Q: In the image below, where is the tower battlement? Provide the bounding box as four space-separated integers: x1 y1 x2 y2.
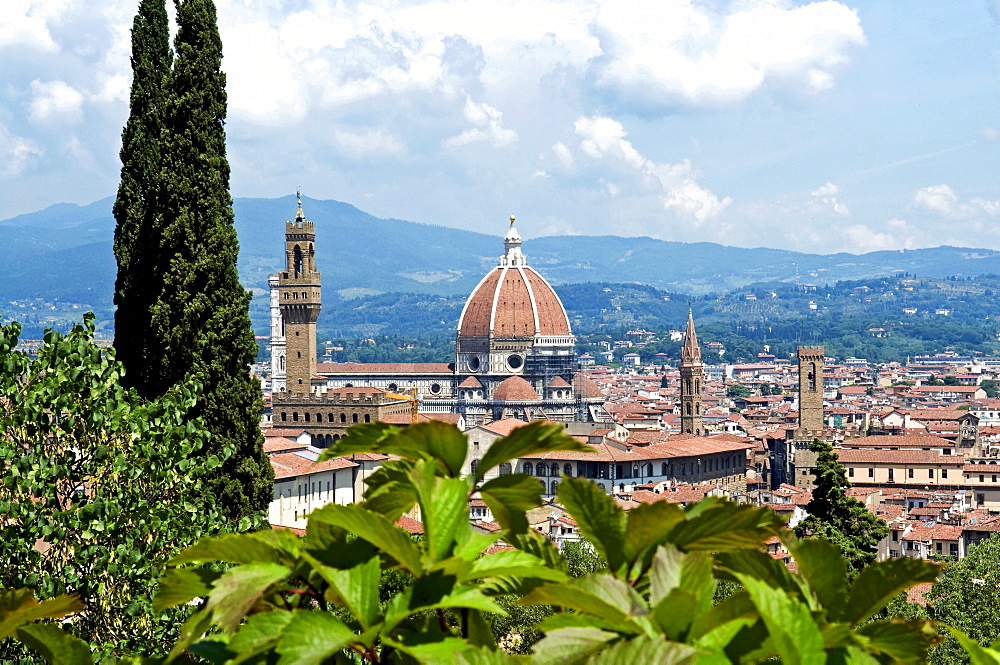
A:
286 219 315 233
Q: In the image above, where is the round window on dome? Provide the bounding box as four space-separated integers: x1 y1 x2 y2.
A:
507 355 523 370
468 355 481 372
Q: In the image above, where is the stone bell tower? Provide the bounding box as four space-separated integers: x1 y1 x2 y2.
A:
792 346 825 487
278 191 321 394
679 309 704 436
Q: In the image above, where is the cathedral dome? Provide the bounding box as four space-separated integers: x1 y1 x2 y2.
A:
493 375 540 401
457 217 571 339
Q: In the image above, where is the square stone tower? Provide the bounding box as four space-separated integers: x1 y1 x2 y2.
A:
278 193 321 395
792 346 825 487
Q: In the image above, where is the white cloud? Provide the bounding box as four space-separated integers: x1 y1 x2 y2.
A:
0 0 67 52
842 224 911 252
0 123 43 176
590 0 866 107
808 181 850 215
552 142 575 170
811 182 839 197
914 184 1000 218
573 115 730 223
28 79 84 123
444 96 517 148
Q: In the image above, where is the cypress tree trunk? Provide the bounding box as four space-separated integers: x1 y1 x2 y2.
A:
146 0 273 521
113 0 171 394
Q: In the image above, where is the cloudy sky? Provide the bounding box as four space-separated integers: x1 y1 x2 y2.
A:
2 0 999 253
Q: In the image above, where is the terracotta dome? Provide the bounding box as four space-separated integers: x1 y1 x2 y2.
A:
493 375 540 401
457 218 571 338
574 372 604 399
548 376 572 388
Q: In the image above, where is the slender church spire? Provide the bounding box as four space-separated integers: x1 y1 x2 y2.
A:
681 307 701 363
679 308 704 436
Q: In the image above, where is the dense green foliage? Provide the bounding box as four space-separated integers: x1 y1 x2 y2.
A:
114 0 271 521
926 536 1000 664
135 421 943 663
112 0 171 393
794 439 889 574
0 315 224 659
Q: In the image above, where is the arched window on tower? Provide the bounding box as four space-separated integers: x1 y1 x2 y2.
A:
340 413 346 423
352 414 359 423
364 414 371 423
293 245 304 275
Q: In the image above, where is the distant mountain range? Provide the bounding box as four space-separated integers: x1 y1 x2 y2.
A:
4 195 1000 336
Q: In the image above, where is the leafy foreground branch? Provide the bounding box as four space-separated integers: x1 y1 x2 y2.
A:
4 419 991 663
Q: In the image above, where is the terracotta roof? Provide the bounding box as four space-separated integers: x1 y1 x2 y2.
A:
839 434 955 449
272 525 307 537
964 464 1000 472
548 376 572 388
316 362 454 374
327 386 385 396
420 412 463 425
493 375 540 401
457 266 571 337
905 409 976 421
264 437 308 454
459 376 484 388
903 524 963 542
395 515 424 534
264 428 307 438
835 448 964 465
270 451 358 480
574 372 605 399
477 418 533 436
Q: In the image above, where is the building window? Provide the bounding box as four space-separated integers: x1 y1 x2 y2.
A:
868 468 874 478
304 413 310 422
292 412 299 422
470 460 479 476
661 463 668 475
929 469 934 478
352 414 359 423
364 414 371 423
942 469 948 478
430 383 441 394
340 413 346 423
981 475 985 483
328 413 334 423
523 462 533 475
281 412 287 422
550 480 558 495
564 463 573 477
848 467 854 477
537 463 548 477
908 468 914 478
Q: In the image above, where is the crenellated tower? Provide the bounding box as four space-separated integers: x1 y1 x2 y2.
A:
278 191 321 394
796 346 825 435
679 308 704 436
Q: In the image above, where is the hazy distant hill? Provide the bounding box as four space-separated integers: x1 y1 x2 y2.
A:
5 194 1000 336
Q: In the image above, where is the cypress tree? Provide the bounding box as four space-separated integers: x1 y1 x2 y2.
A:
113 0 171 393
145 0 272 521
793 438 888 574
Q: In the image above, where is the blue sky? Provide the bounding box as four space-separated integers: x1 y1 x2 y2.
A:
1 0 998 253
